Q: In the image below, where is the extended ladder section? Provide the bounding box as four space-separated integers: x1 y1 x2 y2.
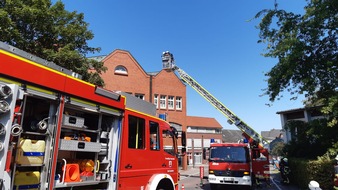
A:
161 51 268 147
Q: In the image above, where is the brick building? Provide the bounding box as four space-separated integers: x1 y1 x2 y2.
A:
186 116 222 165
92 49 189 169
93 49 227 169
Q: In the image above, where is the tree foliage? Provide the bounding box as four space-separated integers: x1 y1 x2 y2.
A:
255 0 338 161
256 0 338 101
255 0 338 126
0 0 105 86
270 141 285 156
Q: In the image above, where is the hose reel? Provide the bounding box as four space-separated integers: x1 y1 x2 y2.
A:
37 117 49 131
29 117 49 132
0 100 10 114
0 85 12 99
11 124 23 136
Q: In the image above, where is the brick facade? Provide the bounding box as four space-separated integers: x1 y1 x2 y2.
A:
97 49 226 169
98 49 188 169
100 50 150 96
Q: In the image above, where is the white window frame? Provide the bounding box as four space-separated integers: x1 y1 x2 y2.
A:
160 95 166 109
168 96 174 110
114 65 128 75
176 97 182 110
154 94 158 108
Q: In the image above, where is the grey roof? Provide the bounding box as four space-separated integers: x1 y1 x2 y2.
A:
118 91 156 116
222 129 243 143
276 106 322 114
261 129 283 141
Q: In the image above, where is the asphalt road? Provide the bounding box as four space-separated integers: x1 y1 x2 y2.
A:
178 165 300 190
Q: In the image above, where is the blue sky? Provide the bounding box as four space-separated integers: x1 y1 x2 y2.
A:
57 0 307 133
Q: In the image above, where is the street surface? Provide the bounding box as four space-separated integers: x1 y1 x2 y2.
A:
178 164 299 190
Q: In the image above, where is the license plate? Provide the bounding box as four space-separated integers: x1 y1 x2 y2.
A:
223 177 234 181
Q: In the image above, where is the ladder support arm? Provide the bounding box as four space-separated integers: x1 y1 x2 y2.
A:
176 67 268 147
161 51 268 147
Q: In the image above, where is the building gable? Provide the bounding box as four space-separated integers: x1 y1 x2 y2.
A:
103 49 149 77
100 49 150 98
152 69 186 96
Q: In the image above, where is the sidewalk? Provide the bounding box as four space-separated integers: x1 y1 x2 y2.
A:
179 164 208 177
179 164 209 190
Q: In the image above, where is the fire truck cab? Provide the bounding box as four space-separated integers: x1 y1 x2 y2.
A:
207 140 269 190
208 142 252 189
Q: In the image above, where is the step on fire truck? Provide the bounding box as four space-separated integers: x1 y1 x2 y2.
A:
0 42 184 190
162 51 270 189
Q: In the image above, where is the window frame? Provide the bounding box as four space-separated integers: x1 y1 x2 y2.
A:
128 115 145 149
175 96 182 110
154 94 158 108
149 121 160 151
114 65 128 75
160 95 166 109
168 96 174 110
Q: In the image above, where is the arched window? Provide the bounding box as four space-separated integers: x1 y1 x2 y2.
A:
114 65 128 75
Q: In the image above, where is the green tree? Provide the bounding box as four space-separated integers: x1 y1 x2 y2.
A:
255 0 338 159
270 141 285 156
0 0 105 86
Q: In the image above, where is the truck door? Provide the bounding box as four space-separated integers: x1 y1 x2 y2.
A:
119 114 149 189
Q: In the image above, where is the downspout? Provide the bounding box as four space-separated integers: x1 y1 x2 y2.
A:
149 75 153 103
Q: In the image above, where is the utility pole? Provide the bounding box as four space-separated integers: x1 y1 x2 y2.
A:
201 135 204 162
192 138 195 168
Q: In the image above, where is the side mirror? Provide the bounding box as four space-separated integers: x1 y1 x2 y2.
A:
170 126 179 138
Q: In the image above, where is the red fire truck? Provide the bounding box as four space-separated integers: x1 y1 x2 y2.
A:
162 51 270 189
208 142 251 189
0 41 183 190
208 140 269 189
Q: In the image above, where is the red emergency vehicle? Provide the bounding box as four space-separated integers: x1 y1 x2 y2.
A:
207 139 270 189
162 51 271 189
0 41 183 190
208 142 251 189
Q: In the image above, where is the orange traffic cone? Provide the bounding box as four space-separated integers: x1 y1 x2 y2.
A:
181 184 185 190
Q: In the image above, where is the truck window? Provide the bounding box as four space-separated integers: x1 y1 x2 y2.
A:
150 121 160 150
128 115 145 149
210 146 250 163
162 130 175 156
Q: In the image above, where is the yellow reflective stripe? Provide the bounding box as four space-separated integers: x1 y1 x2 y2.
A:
71 97 97 108
0 77 21 85
100 105 120 114
0 77 54 96
26 84 54 96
